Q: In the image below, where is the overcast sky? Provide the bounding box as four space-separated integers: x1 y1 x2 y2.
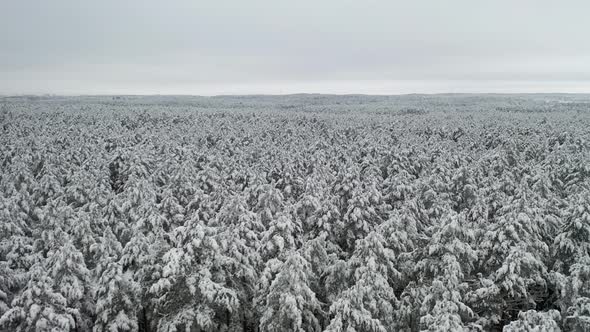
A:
2 0 590 95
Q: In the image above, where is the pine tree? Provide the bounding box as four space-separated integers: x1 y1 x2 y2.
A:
312 194 342 247
68 208 99 268
44 236 95 331
470 245 548 328
0 198 33 318
502 309 561 332
301 235 339 308
553 193 590 274
564 297 590 331
258 251 323 332
335 181 384 251
214 195 263 331
149 217 239 331
325 232 400 332
378 210 420 283
89 228 123 278
382 169 415 208
416 212 477 331
93 262 140 332
158 188 185 231
0 232 92 332
252 184 284 226
472 188 550 328
260 211 302 261
0 266 76 331
551 193 590 321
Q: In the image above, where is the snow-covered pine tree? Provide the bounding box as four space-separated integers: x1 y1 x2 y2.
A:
301 235 339 304
312 194 342 248
335 180 384 251
68 207 99 268
325 231 400 332
378 209 420 284
549 193 590 324
472 187 550 328
119 198 173 331
44 235 95 331
0 233 93 331
213 195 263 331
502 309 561 332
295 193 322 238
415 212 478 331
157 188 185 231
564 296 590 331
89 227 123 278
260 211 302 262
449 166 478 212
552 193 590 274
258 251 323 332
214 194 264 256
251 184 284 227
0 196 34 318
103 195 133 247
0 265 76 331
382 168 415 209
93 261 140 332
149 216 239 331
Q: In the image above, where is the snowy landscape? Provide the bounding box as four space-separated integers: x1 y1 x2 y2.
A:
0 94 589 331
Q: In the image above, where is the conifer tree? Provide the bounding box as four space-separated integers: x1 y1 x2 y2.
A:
0 267 76 331
502 309 561 332
326 232 400 332
416 212 478 331
93 262 140 332
259 251 323 332
149 217 239 331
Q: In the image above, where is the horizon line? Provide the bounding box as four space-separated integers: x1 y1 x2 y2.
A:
3 79 590 97
3 92 590 98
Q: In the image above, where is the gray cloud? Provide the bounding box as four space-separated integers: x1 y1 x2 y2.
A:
1 0 589 94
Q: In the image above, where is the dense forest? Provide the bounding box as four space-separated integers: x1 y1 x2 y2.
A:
0 95 589 331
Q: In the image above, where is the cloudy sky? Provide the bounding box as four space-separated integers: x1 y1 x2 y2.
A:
1 0 590 95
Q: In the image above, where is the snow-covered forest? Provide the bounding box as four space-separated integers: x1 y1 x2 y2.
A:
1 94 589 331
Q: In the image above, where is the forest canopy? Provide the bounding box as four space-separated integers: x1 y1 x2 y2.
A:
0 94 589 331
